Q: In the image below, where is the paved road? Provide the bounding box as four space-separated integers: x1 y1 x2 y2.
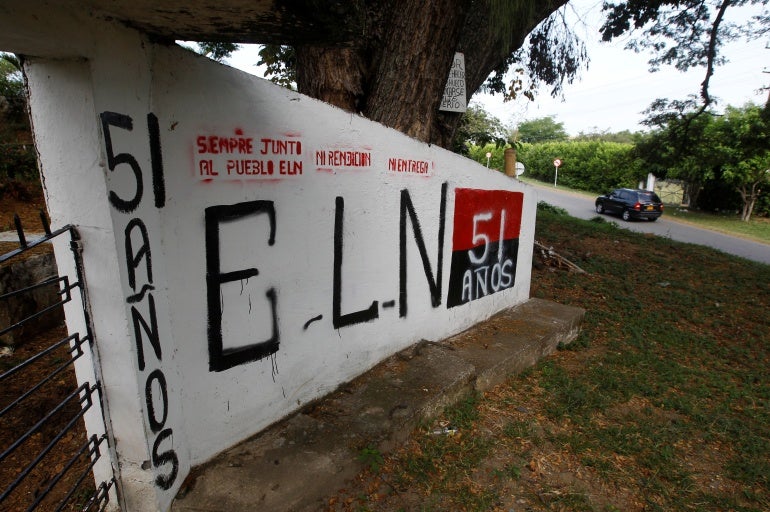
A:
530 182 770 266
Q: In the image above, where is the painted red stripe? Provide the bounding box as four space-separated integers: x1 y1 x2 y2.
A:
452 188 523 251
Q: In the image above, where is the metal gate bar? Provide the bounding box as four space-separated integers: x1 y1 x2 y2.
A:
0 275 71 337
1 383 96 497
0 334 85 417
1 215 118 511
29 434 110 512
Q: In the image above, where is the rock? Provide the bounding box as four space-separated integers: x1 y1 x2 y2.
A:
0 248 64 346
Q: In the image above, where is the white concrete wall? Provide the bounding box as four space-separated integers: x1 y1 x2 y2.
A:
21 17 536 512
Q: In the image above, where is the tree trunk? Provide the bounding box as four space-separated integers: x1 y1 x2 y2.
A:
364 0 472 143
296 47 367 112
684 181 702 208
295 0 567 149
739 183 759 222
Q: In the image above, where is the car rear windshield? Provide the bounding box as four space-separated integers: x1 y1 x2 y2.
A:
638 191 661 203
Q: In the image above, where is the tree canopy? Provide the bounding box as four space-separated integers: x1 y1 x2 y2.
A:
0 53 25 122
194 1 768 150
601 0 769 117
452 103 509 154
197 42 240 62
634 103 770 220
210 1 579 148
704 104 770 220
515 116 569 143
0 52 37 182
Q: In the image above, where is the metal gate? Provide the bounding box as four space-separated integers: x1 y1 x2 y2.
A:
1 213 118 511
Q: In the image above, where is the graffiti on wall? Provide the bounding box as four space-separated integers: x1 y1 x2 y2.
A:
204 200 279 372
315 146 373 173
201 181 448 364
99 114 524 490
99 111 178 490
331 182 447 329
196 130 304 179
388 157 433 176
447 188 523 307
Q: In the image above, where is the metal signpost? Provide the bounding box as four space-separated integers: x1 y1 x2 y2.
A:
553 158 562 187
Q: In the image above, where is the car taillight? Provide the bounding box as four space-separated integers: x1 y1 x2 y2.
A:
660 204 664 211
634 202 641 211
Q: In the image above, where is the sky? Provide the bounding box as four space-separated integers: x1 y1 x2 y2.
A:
225 0 769 136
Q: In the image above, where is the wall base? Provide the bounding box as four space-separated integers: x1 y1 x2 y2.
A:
171 298 585 512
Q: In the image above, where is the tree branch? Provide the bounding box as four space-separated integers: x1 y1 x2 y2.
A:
700 0 731 108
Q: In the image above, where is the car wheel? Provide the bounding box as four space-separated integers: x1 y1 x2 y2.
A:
595 203 604 214
622 209 631 221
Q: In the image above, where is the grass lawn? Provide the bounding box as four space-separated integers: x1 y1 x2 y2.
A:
328 205 770 512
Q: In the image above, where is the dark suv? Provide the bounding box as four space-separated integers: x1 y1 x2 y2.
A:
595 188 663 221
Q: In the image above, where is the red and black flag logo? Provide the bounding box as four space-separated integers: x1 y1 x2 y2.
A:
447 188 524 308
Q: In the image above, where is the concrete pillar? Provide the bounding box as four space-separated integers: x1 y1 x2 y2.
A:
504 147 517 177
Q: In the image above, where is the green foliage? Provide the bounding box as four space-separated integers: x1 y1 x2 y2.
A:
709 104 770 220
600 1 769 107
0 53 26 123
466 143 507 171
357 446 384 472
196 43 240 62
574 129 637 144
257 45 296 90
515 116 567 143
0 52 38 184
465 124 646 192
635 103 770 219
452 104 509 155
0 142 38 183
536 201 568 216
484 6 589 103
523 11 588 98
518 139 643 192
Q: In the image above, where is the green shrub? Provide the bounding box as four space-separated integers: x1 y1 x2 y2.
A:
518 140 644 192
0 142 38 183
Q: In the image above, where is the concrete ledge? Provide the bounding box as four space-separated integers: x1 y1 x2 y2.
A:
171 298 584 512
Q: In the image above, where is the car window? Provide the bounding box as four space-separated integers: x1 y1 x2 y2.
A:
639 191 661 203
620 191 632 201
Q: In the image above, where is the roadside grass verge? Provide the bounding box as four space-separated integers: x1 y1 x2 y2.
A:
328 206 770 511
665 207 770 244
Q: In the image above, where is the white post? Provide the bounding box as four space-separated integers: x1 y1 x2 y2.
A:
646 173 656 191
553 159 561 187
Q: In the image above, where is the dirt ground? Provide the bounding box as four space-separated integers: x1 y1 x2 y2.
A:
322 265 634 512
0 179 48 233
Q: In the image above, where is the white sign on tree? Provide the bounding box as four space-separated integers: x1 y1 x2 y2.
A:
439 52 466 113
